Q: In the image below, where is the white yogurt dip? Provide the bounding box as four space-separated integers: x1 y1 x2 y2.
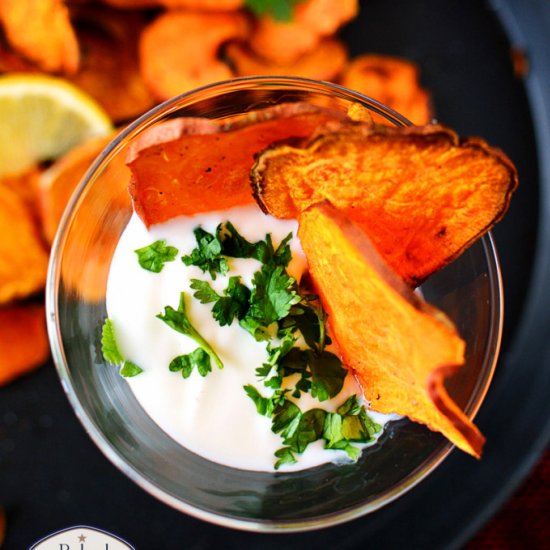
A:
106 204 394 471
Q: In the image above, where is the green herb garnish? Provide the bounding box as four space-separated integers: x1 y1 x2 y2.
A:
182 227 228 279
169 348 212 378
190 276 251 326
134 239 178 273
157 291 223 370
245 0 305 22
100 319 143 377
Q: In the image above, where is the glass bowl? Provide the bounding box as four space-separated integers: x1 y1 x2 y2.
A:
46 76 502 532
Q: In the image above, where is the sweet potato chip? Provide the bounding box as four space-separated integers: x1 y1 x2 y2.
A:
67 5 156 122
226 38 347 81
249 0 358 64
0 35 41 73
39 134 115 244
102 0 243 8
139 11 248 101
0 304 49 385
58 141 132 303
0 166 42 225
340 54 432 125
0 184 48 303
298 202 484 457
128 103 344 226
0 0 79 74
158 0 244 8
252 121 518 285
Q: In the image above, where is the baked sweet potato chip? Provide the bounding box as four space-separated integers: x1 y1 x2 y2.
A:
227 38 347 81
0 167 42 225
0 0 79 74
68 5 156 122
339 54 432 125
249 0 358 64
298 202 484 457
252 121 518 285
128 103 344 226
139 11 248 101
0 184 49 303
39 134 115 244
0 304 49 385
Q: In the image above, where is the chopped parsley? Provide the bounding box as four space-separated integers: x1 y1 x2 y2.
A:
134 239 178 273
258 393 382 469
127 219 383 469
245 0 305 22
100 319 143 377
190 276 250 326
182 227 228 279
169 348 212 378
157 291 224 371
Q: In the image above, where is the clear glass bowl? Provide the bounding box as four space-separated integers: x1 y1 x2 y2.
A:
46 77 502 532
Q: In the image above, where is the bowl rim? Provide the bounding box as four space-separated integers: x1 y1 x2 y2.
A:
45 76 503 532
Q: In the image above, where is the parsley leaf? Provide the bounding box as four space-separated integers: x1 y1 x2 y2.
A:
157 292 223 370
217 221 273 263
248 264 301 326
134 239 178 273
191 276 251 326
101 319 144 377
274 447 297 469
189 279 219 304
101 318 124 365
212 276 251 326
182 227 228 279
244 384 275 417
283 408 326 454
308 350 347 402
245 0 305 22
272 400 302 440
169 348 212 378
120 361 143 378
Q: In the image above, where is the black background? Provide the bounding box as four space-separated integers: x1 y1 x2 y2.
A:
1 1 549 549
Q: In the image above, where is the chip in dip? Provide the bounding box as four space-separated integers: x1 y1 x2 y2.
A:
102 102 517 469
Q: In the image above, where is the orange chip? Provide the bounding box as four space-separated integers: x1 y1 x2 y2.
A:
0 167 42 226
56 138 132 303
139 11 249 101
340 54 433 125
39 134 115 244
298 202 484 457
0 184 48 303
99 0 163 8
101 0 243 8
0 35 41 73
252 121 518 285
226 38 348 81
0 0 79 74
0 304 49 385
158 0 244 8
249 0 358 64
67 5 156 122
127 103 344 226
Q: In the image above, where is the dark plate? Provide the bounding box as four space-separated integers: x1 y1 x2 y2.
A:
1 1 549 548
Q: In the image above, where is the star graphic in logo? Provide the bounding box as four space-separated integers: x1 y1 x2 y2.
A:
78 533 87 542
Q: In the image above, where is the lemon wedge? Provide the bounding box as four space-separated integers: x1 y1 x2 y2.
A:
0 74 113 177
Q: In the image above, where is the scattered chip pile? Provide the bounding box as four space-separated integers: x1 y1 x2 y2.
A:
0 0 431 124
128 105 518 456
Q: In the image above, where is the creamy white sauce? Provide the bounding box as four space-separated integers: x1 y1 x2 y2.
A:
106 205 394 471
